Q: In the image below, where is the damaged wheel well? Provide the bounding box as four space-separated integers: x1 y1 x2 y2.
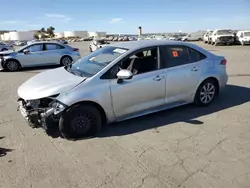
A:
70 101 107 125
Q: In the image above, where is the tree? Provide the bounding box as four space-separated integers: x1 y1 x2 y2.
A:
46 26 55 37
40 28 46 33
33 33 39 39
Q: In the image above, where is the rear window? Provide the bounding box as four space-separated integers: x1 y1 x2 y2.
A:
188 47 206 63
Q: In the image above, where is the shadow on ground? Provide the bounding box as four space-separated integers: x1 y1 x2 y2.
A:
0 136 13 157
47 84 250 139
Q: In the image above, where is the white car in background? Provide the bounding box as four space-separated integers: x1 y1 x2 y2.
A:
211 29 234 46
182 32 203 41
0 42 14 51
203 31 213 43
89 39 110 52
236 30 250 45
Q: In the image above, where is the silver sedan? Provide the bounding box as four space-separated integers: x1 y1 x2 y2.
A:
17 40 228 139
0 41 81 71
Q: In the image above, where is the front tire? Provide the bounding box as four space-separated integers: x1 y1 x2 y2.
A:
59 104 102 139
194 79 218 106
4 59 20 71
1 48 8 51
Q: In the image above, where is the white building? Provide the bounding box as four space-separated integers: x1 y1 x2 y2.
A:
9 31 35 41
88 31 106 37
3 33 10 41
64 31 88 38
0 34 4 41
54 32 64 38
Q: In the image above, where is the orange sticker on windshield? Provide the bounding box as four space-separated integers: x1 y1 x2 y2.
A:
172 51 178 57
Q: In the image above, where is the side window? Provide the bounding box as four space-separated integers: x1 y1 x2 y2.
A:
160 46 189 68
27 44 43 52
240 33 243 38
188 47 206 63
101 48 158 79
126 48 158 75
45 44 64 50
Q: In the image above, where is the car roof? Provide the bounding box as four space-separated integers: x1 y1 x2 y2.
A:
110 40 192 50
110 40 215 57
30 41 65 45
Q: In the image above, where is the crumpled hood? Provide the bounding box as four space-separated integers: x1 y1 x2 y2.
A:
17 67 86 100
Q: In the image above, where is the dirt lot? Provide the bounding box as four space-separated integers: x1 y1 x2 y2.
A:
0 42 250 188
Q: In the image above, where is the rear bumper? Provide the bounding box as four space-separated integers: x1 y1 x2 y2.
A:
219 73 228 91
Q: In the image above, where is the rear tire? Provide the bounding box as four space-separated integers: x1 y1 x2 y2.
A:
59 104 102 140
60 56 72 66
194 79 218 106
1 48 8 51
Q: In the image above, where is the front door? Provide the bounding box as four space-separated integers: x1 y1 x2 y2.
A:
17 44 44 67
160 45 206 105
109 47 166 120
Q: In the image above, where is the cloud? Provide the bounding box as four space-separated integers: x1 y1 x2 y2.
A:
2 20 27 24
109 18 123 24
44 13 73 22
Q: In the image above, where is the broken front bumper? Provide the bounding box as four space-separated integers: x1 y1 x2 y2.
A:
17 99 61 131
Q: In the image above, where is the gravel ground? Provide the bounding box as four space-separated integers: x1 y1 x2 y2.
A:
0 41 250 188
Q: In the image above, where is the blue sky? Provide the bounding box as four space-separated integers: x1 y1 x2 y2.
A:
0 0 249 34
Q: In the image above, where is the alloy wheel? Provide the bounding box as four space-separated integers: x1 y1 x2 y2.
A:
6 61 19 71
62 57 72 66
200 83 215 104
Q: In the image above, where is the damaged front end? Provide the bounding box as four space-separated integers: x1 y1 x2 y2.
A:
17 95 67 132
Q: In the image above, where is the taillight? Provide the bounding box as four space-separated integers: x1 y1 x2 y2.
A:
221 59 227 65
73 48 79 52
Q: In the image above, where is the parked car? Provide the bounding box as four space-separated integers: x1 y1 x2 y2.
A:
0 42 14 51
0 42 81 71
182 32 203 41
210 29 234 46
236 30 250 45
89 39 110 52
203 31 213 43
17 40 228 139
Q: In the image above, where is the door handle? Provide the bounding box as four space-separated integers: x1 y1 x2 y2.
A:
153 75 164 81
191 66 199 71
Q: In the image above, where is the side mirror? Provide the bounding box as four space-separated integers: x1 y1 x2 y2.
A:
116 69 133 82
23 49 29 54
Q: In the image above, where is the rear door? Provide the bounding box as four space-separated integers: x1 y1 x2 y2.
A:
42 43 65 65
160 45 206 105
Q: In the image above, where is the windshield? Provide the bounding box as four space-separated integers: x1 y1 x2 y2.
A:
244 32 250 36
68 46 128 77
217 30 232 35
15 44 30 52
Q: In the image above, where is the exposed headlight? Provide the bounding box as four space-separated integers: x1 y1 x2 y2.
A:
51 101 66 115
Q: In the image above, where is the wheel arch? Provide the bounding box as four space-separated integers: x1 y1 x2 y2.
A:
67 100 107 125
3 58 22 68
198 77 220 95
